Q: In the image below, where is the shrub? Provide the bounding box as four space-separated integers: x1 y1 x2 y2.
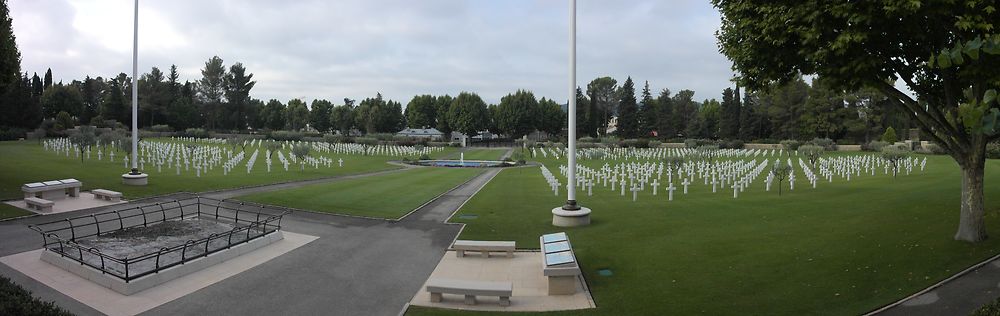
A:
0 127 26 141
599 136 619 144
863 140 889 152
427 141 449 147
972 296 1000 316
684 138 699 148
0 275 74 316
648 140 662 148
918 143 948 155
810 137 835 150
419 153 431 160
184 128 210 138
719 139 745 149
987 141 1000 159
150 124 173 133
780 139 803 151
269 130 304 141
882 126 898 143
578 137 596 143
355 137 378 146
622 139 649 148
799 144 824 165
54 111 74 130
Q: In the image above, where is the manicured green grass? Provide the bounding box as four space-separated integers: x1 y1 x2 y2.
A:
235 167 485 219
0 203 32 220
0 140 401 200
415 153 1000 315
445 148 508 161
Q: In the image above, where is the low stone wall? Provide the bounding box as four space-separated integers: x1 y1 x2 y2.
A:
836 145 862 151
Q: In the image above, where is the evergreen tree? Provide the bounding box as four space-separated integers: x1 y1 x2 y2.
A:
330 103 355 135
435 95 454 137
586 77 617 136
285 98 309 131
43 68 52 90
719 87 741 139
672 90 697 137
536 97 565 137
447 92 489 138
405 94 437 128
197 56 226 129
309 99 334 132
261 99 286 131
575 87 592 137
616 77 639 138
224 63 255 130
656 88 676 138
495 89 539 139
0 0 24 128
638 80 657 136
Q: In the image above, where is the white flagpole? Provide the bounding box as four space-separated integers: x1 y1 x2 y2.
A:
565 0 578 209
130 0 139 172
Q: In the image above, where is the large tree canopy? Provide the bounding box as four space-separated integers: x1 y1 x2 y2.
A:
714 0 1000 241
495 89 539 139
448 92 489 138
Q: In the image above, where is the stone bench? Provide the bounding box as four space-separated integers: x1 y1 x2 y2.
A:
426 278 513 306
453 240 515 258
25 197 54 213
91 189 122 202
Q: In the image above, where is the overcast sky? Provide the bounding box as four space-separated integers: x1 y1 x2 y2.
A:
11 0 734 105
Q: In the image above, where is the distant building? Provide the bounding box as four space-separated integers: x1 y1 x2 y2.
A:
397 127 444 139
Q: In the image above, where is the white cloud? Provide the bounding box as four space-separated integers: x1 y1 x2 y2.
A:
11 0 736 104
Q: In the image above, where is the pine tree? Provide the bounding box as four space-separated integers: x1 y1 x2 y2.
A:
719 87 741 139
0 0 23 128
43 68 52 89
616 77 639 138
638 80 657 137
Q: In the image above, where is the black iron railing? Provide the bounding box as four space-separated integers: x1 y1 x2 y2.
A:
28 197 291 282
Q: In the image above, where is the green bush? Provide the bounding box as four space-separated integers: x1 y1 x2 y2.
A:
973 296 1000 316
988 141 1000 159
882 126 898 143
0 127 26 141
863 140 889 152
427 141 449 147
355 137 378 146
719 139 745 149
323 134 352 144
810 137 835 150
918 143 948 155
780 139 803 151
184 128 210 138
419 153 431 160
622 139 649 148
150 124 173 133
0 275 74 316
269 130 304 141
54 111 74 130
578 137 596 143
648 140 662 148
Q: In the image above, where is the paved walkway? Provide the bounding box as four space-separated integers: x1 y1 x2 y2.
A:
0 163 505 316
873 254 1000 315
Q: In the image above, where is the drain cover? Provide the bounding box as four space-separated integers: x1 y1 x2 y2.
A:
458 214 478 219
597 268 613 276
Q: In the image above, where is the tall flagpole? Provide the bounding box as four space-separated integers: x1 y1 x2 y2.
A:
552 0 590 227
130 0 138 173
123 0 148 185
565 0 578 210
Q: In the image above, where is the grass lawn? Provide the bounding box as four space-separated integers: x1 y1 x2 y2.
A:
0 203 32 220
409 153 1000 315
444 148 509 161
0 140 402 200
235 167 485 219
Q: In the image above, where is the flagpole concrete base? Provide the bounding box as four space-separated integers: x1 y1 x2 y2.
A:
552 207 591 227
122 173 148 186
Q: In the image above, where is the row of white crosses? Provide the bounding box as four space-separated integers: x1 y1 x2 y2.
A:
539 165 561 195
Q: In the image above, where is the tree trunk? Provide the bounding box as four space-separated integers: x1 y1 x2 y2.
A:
955 155 987 242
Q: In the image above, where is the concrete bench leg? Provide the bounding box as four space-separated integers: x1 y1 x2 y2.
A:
464 295 476 305
506 250 513 258
500 296 511 306
430 292 442 303
456 250 465 257
483 251 490 258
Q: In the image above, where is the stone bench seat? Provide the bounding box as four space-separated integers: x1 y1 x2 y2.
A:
453 240 515 258
426 278 513 306
25 197 54 213
91 189 122 202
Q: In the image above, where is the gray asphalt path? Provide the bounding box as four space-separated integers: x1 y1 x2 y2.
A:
874 255 1000 316
0 162 504 316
